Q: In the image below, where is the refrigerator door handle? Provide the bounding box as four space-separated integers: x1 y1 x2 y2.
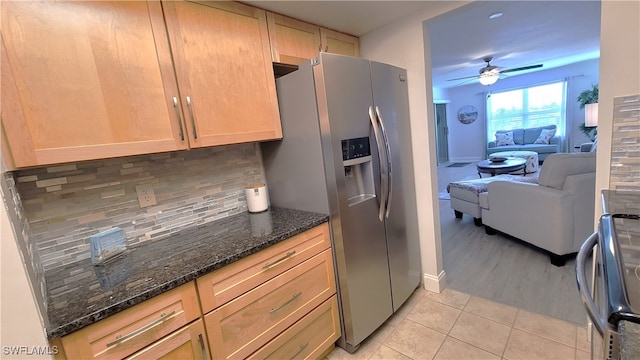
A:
375 106 393 218
369 106 387 222
576 231 605 335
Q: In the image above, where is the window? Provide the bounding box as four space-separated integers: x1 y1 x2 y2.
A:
486 81 567 140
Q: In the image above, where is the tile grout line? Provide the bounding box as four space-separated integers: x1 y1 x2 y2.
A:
500 308 520 359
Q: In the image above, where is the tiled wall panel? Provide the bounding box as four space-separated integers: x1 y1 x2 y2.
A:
14 144 264 270
610 95 640 191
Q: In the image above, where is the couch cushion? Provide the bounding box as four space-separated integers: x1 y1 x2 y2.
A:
524 125 556 144
538 152 596 190
495 129 525 145
512 129 525 145
520 143 559 154
487 145 521 154
495 131 515 146
534 128 557 144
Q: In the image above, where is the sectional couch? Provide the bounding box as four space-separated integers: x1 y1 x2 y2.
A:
487 125 560 161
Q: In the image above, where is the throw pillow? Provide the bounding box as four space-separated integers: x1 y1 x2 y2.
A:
495 131 515 146
534 128 556 144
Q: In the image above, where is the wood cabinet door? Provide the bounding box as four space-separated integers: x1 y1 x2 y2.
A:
162 1 282 148
266 12 321 65
60 282 200 359
205 249 336 360
197 223 330 313
320 28 360 57
125 319 210 360
247 296 340 360
1 1 186 168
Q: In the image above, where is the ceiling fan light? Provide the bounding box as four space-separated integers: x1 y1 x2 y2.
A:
479 72 499 85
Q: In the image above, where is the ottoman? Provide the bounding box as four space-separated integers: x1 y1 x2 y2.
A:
489 150 539 173
447 174 539 226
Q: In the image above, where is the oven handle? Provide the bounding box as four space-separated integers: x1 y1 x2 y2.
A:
576 231 605 336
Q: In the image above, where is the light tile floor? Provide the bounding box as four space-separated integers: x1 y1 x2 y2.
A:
327 288 590 360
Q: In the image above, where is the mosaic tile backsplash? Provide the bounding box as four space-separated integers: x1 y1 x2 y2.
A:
610 94 640 191
13 144 264 271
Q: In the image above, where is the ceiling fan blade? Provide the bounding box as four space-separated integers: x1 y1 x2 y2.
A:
447 74 480 81
500 64 543 74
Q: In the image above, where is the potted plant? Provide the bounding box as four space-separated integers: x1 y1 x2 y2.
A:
577 84 598 141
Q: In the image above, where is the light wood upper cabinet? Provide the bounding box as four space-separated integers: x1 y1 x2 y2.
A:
321 27 360 57
1 1 187 168
162 1 282 148
267 12 321 65
266 12 360 65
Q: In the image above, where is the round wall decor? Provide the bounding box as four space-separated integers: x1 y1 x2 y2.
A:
457 105 478 124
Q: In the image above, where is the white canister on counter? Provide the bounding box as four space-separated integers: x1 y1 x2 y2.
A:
245 183 269 213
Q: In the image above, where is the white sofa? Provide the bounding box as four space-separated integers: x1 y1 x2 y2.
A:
479 152 596 266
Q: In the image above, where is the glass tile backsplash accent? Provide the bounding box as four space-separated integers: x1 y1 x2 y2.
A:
13 144 264 271
610 95 640 191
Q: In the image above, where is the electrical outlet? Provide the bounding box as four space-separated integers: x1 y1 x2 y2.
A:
135 184 157 208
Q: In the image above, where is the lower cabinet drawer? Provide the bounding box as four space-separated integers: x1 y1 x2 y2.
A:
248 295 341 360
197 223 330 313
60 282 200 359
204 249 336 360
125 319 209 360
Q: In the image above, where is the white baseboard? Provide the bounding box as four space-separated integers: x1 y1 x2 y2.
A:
448 157 483 163
422 270 447 293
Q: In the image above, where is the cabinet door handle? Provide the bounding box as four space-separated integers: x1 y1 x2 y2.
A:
106 310 176 347
186 96 198 139
197 334 207 360
290 342 309 359
262 251 296 269
270 292 302 313
173 97 185 141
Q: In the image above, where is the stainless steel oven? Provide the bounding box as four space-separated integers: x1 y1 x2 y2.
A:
577 191 640 359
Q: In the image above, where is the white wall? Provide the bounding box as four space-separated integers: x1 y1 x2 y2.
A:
596 0 640 214
359 1 471 292
445 59 599 162
1 202 51 359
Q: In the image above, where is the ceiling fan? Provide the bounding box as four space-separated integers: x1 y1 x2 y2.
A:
447 56 543 86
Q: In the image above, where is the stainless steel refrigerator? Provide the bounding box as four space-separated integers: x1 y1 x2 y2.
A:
261 53 421 352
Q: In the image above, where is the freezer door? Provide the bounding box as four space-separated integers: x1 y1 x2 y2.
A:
370 61 422 311
314 53 393 347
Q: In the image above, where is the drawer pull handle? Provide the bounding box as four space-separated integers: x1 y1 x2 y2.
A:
106 310 176 347
290 342 309 359
198 334 207 360
270 292 302 313
263 251 296 269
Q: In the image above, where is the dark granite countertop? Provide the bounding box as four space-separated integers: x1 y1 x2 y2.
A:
44 207 328 339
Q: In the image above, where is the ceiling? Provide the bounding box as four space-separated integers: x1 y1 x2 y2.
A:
243 1 601 89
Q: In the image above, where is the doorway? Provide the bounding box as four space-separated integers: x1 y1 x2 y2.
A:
435 103 449 164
